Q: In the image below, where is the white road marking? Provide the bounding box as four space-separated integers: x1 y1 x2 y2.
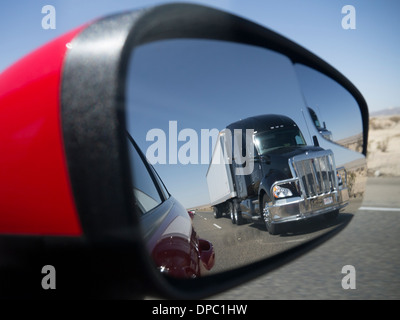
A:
359 206 400 212
284 238 306 244
213 224 222 229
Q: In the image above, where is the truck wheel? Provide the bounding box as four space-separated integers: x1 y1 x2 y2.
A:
234 201 244 226
213 206 222 219
262 194 279 235
228 202 236 224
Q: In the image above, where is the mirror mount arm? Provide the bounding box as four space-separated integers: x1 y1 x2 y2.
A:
254 155 270 164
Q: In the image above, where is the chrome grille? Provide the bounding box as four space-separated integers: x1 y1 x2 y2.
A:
292 152 336 198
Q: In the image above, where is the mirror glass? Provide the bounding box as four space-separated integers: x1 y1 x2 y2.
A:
294 64 364 153
294 63 367 212
125 39 366 277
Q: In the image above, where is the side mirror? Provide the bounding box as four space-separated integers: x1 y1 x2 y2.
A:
198 239 215 271
187 210 195 220
313 135 320 147
0 3 368 299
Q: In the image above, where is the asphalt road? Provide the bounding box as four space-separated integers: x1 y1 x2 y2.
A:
207 177 400 299
192 207 344 275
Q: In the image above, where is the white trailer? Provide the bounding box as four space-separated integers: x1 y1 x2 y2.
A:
206 130 236 217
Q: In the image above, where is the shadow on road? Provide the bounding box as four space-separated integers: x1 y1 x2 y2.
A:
278 213 354 237
242 212 354 237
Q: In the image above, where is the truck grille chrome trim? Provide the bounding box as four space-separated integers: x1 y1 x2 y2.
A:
289 150 337 199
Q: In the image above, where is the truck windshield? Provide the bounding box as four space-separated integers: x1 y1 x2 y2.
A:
254 126 306 154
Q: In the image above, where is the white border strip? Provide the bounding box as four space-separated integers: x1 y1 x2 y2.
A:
359 206 400 212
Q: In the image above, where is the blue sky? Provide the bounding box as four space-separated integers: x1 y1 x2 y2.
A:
1 1 399 208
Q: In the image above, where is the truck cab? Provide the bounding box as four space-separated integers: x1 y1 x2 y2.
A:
207 114 349 235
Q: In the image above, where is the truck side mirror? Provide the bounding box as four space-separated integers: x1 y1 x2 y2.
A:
260 155 271 164
313 135 320 147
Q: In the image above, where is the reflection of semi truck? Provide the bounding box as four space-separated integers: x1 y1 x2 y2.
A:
206 114 349 235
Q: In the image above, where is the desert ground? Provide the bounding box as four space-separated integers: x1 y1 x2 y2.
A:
367 115 400 177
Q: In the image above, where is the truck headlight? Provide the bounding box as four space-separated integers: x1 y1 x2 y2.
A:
272 185 293 198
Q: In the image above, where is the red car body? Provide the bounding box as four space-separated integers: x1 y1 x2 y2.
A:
0 26 85 235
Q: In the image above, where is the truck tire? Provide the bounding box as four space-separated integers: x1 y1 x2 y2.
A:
228 201 236 224
213 206 222 219
262 194 279 235
234 201 244 226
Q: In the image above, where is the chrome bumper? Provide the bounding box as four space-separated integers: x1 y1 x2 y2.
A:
268 180 349 225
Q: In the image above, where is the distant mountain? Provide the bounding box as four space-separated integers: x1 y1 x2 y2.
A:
370 107 400 117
